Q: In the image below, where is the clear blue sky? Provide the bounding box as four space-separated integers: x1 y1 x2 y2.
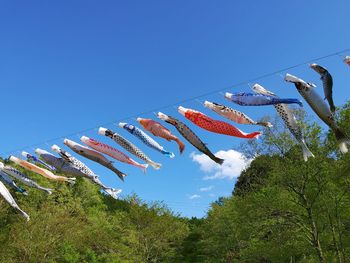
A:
0 1 349 217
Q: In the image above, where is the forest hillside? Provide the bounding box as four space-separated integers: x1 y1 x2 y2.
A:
0 103 350 263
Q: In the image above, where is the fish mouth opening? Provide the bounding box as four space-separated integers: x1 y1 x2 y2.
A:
99 127 114 137
21 151 29 158
118 122 127 128
136 118 147 126
224 92 233 99
204 101 214 109
310 63 325 74
98 127 108 136
35 148 47 156
285 73 315 88
157 112 169 121
9 156 17 162
51 145 60 153
252 84 264 93
285 73 303 84
178 106 188 116
80 136 89 142
252 84 276 96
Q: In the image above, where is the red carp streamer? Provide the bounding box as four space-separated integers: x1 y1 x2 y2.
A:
178 107 261 139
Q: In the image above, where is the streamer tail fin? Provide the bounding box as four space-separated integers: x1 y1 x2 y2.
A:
18 208 30 221
300 140 314 162
328 98 336 113
104 188 122 200
334 128 350 154
175 138 185 154
148 161 162 170
163 151 175 159
295 100 303 107
137 163 149 174
246 132 262 139
109 165 127 181
44 188 53 195
256 121 273 128
210 155 224 165
67 177 76 185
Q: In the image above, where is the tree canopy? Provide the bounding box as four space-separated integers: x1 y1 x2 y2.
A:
1 103 350 262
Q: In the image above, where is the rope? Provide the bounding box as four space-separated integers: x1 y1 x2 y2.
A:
2 47 349 156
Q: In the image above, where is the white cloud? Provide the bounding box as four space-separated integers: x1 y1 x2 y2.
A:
190 149 252 180
199 186 214 192
189 194 201 200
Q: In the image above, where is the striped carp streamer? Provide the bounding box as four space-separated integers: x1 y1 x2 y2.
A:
345 56 350 66
98 127 161 170
310 63 336 113
225 92 303 107
51 145 122 199
0 173 29 221
9 155 76 183
81 136 149 173
285 73 350 154
0 164 52 194
63 139 127 181
137 118 185 154
204 101 272 128
157 112 224 165
0 167 28 195
22 151 56 171
119 123 175 158
253 84 314 162
178 106 261 139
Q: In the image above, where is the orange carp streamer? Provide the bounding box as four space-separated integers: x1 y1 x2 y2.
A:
137 118 185 154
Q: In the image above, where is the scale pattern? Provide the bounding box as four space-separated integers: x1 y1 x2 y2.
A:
274 104 302 139
102 128 160 169
53 146 121 198
205 102 272 128
225 92 303 106
56 148 96 177
285 73 349 154
120 123 175 158
252 83 314 161
181 108 261 139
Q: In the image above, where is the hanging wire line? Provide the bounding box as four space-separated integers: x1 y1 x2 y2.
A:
2 47 349 157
